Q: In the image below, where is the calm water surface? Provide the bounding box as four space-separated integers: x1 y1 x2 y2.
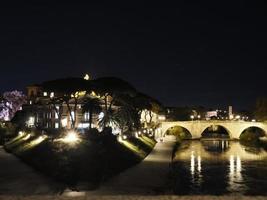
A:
171 140 267 195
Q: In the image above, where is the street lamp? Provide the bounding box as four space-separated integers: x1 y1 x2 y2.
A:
190 115 194 121
197 115 201 120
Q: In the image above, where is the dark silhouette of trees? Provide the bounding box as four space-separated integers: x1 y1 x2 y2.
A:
82 97 102 129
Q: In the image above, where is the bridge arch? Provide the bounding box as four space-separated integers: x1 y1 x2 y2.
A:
201 124 231 138
165 125 192 139
239 126 266 139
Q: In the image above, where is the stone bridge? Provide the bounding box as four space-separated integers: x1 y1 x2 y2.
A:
159 120 267 139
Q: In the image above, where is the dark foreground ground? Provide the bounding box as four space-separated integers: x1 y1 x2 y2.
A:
0 146 62 195
0 195 266 200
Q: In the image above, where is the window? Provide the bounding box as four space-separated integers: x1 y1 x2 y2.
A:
43 92 48 96
55 123 59 129
70 111 75 120
98 112 104 120
27 117 35 127
55 106 59 119
61 118 67 127
84 112 90 121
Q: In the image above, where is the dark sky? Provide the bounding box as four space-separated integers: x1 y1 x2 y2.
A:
0 1 266 110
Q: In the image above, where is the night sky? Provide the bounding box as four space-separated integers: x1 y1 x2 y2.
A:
0 2 266 110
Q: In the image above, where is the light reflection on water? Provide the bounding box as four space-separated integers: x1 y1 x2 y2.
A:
171 140 267 195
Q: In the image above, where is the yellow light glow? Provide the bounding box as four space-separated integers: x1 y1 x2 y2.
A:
72 91 86 98
91 91 96 96
18 131 25 137
30 135 48 146
60 131 80 144
117 135 123 143
84 74 90 80
158 115 166 121
22 134 31 141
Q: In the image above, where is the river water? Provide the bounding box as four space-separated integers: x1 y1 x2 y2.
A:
171 140 267 195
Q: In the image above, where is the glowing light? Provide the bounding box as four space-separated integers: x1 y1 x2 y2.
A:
117 135 123 143
229 155 234 177
31 135 48 145
197 115 201 119
148 133 153 137
55 122 59 129
190 115 194 120
84 74 90 80
191 151 195 175
72 91 86 98
60 131 80 144
18 131 25 137
235 115 240 120
27 116 35 127
22 134 31 141
43 92 47 96
91 91 96 96
98 112 104 120
50 92 54 98
252 119 256 122
122 135 127 140
158 115 166 121
78 123 90 129
197 155 201 172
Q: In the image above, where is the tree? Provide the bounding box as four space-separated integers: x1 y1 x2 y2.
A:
48 97 64 128
92 77 136 128
113 104 138 134
42 77 93 128
0 91 27 121
82 97 102 129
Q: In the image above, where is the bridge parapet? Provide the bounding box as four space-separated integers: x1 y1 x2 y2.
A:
160 120 267 139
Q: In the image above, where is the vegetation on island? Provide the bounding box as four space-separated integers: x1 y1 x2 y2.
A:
4 127 156 189
1 76 161 190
